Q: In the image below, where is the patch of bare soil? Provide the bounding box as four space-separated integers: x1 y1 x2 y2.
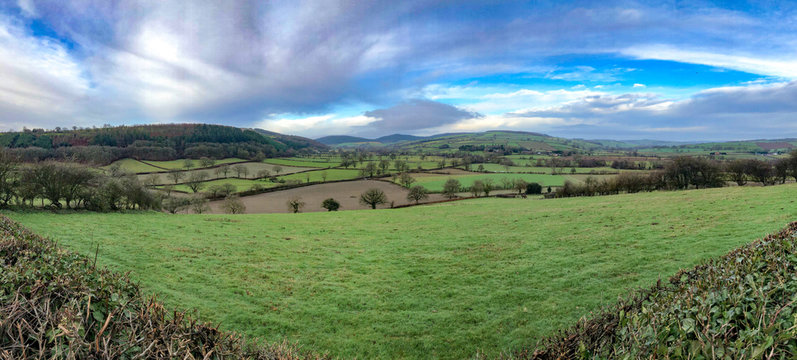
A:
206 180 447 214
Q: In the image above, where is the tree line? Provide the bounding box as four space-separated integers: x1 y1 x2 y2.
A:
556 154 797 198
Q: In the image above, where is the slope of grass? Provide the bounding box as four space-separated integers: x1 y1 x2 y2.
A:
0 215 311 359
527 222 797 359
6 185 797 358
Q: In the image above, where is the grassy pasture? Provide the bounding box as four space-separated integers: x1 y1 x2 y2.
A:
104 158 164 173
408 173 566 192
276 168 361 183
265 158 333 168
160 178 275 193
473 163 619 174
8 185 797 358
142 158 246 171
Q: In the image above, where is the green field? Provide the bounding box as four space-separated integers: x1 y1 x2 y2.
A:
265 158 333 168
410 173 566 192
104 158 164 173
7 184 797 358
142 158 245 171
162 178 274 193
472 163 619 174
276 168 361 183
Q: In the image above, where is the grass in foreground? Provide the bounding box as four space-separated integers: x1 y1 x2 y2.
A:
6 184 797 358
527 222 797 359
0 215 315 359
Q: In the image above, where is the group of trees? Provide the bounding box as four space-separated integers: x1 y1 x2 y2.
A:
556 153 797 198
0 154 159 211
0 124 322 165
726 157 796 186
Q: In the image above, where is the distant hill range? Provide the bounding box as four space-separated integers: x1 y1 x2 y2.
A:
316 130 797 154
316 134 425 145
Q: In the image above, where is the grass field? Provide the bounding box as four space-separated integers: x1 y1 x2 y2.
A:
472 163 619 174
141 158 246 170
7 184 797 358
276 168 361 183
161 178 275 193
104 158 164 173
409 173 566 192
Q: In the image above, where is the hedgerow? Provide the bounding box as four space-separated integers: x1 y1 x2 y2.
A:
518 221 797 359
0 215 323 359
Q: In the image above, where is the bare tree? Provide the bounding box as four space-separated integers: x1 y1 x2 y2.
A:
470 180 484 197
399 173 415 188
406 185 429 204
442 178 461 199
513 179 528 194
186 171 209 193
233 164 249 178
360 188 387 209
190 195 210 214
167 171 184 184
222 195 246 214
287 196 305 213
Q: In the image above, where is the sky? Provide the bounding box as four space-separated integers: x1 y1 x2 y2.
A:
1 0 797 141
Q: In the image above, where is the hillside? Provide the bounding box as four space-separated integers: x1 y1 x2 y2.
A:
8 184 797 358
393 130 602 153
316 133 424 146
1 124 323 164
315 135 372 145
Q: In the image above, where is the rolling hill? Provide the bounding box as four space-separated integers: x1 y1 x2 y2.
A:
0 124 325 164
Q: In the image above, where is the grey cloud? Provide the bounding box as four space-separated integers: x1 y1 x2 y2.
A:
362 99 481 134
511 82 797 141
2 0 797 130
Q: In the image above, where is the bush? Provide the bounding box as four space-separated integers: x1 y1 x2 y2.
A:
222 195 246 214
321 198 340 211
526 182 542 195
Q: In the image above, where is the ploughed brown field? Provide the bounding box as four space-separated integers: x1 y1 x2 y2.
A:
206 180 448 213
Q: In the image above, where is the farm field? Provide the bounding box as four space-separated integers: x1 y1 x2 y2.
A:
104 158 164 173
141 157 246 170
472 163 620 174
276 168 361 183
160 177 273 193
206 179 447 213
7 184 797 358
407 172 566 192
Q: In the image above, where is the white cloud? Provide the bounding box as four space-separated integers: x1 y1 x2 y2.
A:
16 0 36 17
633 83 646 88
0 16 90 129
257 114 378 138
623 45 797 79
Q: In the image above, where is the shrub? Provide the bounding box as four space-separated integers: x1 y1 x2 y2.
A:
222 195 246 214
321 198 340 211
526 182 542 195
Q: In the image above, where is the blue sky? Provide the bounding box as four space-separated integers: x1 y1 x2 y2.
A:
1 1 796 141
